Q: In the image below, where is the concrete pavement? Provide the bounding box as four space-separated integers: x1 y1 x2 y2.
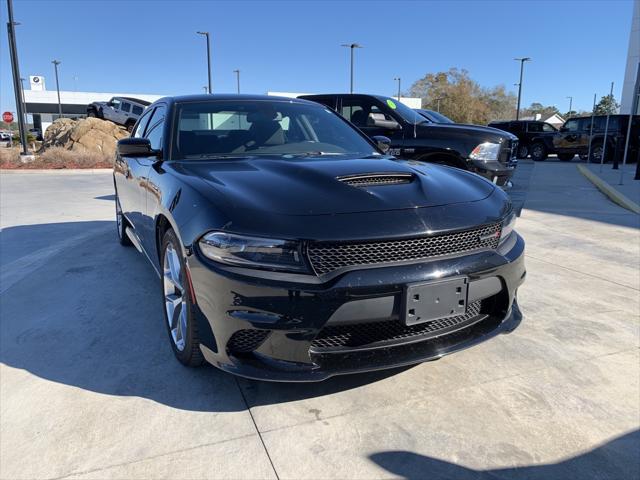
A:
0 164 638 480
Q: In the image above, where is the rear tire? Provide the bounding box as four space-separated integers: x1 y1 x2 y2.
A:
590 143 608 163
125 120 135 133
115 193 132 247
160 229 204 367
557 153 574 162
87 110 96 118
530 143 547 162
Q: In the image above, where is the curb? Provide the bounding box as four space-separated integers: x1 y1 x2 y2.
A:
0 168 112 175
576 164 640 214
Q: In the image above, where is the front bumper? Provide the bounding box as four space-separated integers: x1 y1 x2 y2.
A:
187 232 526 382
468 159 517 186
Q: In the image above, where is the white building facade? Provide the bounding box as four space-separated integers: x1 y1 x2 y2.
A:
620 0 640 114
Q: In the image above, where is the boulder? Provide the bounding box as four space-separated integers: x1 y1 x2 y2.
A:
42 117 129 155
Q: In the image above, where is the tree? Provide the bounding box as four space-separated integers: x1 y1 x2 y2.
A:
407 68 516 124
593 94 619 115
520 102 559 121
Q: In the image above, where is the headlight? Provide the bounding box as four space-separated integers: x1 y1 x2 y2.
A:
499 213 517 245
469 142 501 162
198 232 306 272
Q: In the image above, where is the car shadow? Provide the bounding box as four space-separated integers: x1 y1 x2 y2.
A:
368 429 639 480
0 221 412 412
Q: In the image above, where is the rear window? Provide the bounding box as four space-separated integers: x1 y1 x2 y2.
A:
132 105 144 116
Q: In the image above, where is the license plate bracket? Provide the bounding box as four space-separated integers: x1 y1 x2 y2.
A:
403 277 469 326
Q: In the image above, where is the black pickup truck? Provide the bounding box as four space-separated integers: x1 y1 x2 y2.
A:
301 94 519 186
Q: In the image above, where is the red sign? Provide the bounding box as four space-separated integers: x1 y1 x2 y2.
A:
2 112 13 123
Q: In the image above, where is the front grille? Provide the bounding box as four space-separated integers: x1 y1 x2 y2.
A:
307 223 501 276
500 140 518 165
311 300 483 350
338 173 414 187
227 329 270 354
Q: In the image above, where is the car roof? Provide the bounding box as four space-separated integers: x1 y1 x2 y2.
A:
153 94 320 107
117 97 152 106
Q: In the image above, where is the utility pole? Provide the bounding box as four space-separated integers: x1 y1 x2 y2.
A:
196 31 212 93
52 60 62 118
233 69 240 94
566 96 573 117
586 93 597 164
6 0 28 155
514 57 531 120
394 77 401 101
341 43 362 93
599 81 614 172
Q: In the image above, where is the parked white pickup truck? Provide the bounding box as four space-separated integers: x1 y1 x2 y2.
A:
87 97 150 132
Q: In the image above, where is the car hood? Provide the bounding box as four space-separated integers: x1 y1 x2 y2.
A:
174 156 495 216
418 123 518 141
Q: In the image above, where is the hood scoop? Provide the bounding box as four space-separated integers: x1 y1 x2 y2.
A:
337 172 415 187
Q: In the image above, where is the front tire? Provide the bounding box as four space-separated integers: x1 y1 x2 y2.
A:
530 143 547 161
161 229 204 367
517 145 529 159
115 194 132 246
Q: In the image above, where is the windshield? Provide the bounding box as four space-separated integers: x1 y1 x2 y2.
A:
423 109 454 124
380 97 427 125
172 100 378 159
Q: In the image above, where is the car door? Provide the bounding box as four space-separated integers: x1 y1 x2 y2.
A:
338 96 404 147
553 118 581 152
133 105 166 254
119 101 132 125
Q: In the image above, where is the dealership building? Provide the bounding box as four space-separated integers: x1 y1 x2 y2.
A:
22 76 422 135
23 75 164 133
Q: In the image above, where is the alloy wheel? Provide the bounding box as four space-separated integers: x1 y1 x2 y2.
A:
163 243 187 351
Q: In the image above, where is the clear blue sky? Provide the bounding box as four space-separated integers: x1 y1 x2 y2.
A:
0 0 634 114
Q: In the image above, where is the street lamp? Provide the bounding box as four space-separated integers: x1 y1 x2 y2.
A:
52 59 62 119
394 77 401 101
233 69 240 94
19 77 27 125
514 57 531 120
196 31 212 94
341 43 362 93
566 96 573 117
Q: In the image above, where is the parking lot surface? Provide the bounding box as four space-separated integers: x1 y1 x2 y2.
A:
1 163 638 480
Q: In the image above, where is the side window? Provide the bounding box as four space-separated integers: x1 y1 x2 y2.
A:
145 123 163 150
131 105 144 116
542 123 556 132
563 119 579 132
340 99 395 128
527 123 542 133
133 108 154 138
147 105 166 128
509 122 523 132
110 98 121 110
120 102 131 113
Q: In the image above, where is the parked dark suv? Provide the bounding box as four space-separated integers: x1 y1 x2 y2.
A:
301 94 519 186
488 120 557 161
551 115 639 163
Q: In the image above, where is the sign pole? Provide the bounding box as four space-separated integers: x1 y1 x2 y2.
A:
6 0 28 155
586 93 597 164
599 82 614 173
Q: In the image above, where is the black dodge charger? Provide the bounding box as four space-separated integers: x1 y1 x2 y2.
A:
114 94 526 381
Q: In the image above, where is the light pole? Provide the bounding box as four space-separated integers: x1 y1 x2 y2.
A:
514 57 531 120
6 0 28 154
434 97 444 112
394 77 401 101
52 59 62 119
233 69 240 94
566 96 573 117
196 31 212 93
341 43 362 93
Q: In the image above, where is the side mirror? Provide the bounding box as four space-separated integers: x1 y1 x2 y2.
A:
117 138 159 157
368 113 401 130
371 135 391 153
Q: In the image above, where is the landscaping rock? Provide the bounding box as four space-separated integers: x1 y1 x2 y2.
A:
42 117 129 156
